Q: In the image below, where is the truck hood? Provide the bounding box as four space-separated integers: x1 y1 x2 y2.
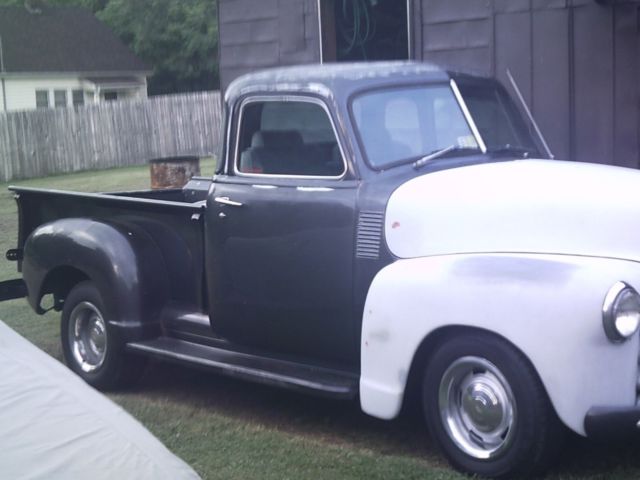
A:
385 159 640 262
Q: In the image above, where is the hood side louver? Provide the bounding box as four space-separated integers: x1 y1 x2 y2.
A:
356 211 384 259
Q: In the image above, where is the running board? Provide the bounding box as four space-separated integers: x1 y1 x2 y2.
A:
126 337 358 399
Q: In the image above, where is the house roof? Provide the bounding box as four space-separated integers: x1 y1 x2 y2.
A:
0 6 150 75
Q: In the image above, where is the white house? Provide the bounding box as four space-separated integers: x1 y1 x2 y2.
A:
0 5 151 112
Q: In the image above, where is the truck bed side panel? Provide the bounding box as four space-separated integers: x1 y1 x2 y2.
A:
13 187 206 312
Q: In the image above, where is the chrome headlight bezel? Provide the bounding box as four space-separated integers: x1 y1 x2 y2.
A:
602 281 640 343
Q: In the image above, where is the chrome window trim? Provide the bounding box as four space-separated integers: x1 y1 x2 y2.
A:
232 95 348 181
450 78 487 153
296 186 334 192
223 103 233 176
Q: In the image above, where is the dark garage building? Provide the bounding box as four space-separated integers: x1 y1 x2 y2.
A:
219 0 639 168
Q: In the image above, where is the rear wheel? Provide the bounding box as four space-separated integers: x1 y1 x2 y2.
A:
61 281 144 390
423 332 564 478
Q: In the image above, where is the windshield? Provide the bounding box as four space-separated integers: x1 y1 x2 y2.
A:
352 85 478 169
456 81 540 155
351 82 542 169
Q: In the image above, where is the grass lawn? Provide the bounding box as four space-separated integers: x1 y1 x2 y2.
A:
1 162 640 479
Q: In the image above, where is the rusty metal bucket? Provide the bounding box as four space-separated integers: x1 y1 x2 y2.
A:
149 156 201 189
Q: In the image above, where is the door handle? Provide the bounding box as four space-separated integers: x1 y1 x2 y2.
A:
214 196 243 207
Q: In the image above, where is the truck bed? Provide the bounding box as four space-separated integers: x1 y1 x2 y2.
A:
10 177 212 310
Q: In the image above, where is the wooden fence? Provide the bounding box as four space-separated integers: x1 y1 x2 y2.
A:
0 91 223 182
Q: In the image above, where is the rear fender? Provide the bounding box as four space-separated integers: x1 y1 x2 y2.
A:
22 218 169 339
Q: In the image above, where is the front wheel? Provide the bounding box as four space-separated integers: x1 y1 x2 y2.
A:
61 281 144 390
423 332 564 478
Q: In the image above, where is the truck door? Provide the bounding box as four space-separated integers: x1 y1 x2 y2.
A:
205 96 358 364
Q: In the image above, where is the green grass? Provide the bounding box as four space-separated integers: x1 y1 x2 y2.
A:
1 162 640 479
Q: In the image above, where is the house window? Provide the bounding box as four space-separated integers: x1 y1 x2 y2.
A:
35 90 49 108
104 91 118 101
72 90 84 107
54 90 67 108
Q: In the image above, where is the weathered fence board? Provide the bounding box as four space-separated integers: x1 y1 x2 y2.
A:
0 91 222 182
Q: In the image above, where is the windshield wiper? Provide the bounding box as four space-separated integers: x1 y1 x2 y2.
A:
413 145 482 169
485 145 537 158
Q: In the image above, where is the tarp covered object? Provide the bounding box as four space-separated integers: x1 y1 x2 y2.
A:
0 320 201 480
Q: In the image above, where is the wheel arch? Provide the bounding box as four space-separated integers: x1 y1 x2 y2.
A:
39 265 89 312
402 325 552 417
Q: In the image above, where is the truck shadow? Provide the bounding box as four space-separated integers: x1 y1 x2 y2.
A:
126 359 640 478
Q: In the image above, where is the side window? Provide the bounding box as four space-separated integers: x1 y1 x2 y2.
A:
54 90 67 108
72 90 85 107
236 99 344 177
35 90 49 109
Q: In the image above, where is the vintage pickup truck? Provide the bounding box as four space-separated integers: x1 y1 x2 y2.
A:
2 62 640 478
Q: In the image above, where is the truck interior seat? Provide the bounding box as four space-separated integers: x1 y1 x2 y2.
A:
251 130 303 148
240 130 343 176
239 130 303 173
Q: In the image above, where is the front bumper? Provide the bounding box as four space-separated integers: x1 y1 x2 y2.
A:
585 406 640 439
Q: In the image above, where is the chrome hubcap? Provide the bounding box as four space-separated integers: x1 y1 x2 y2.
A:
439 356 516 459
68 301 107 373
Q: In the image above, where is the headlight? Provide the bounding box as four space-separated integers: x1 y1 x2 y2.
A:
602 281 640 343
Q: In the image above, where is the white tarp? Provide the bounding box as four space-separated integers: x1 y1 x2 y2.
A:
0 320 201 480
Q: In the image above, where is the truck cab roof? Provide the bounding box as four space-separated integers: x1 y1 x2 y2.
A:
225 61 461 105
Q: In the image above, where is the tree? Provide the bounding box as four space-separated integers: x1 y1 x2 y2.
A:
98 0 219 94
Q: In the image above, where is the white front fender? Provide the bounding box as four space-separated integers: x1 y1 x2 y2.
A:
360 253 640 435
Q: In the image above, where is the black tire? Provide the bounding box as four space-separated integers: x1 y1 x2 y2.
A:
423 332 565 478
61 281 145 390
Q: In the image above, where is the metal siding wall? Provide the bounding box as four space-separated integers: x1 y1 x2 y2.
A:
219 0 320 90
495 11 532 104
532 7 571 161
421 0 493 75
495 0 530 14
613 4 639 168
279 0 306 54
573 4 614 165
418 0 638 167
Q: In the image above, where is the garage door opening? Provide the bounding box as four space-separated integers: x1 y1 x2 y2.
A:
319 0 410 62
